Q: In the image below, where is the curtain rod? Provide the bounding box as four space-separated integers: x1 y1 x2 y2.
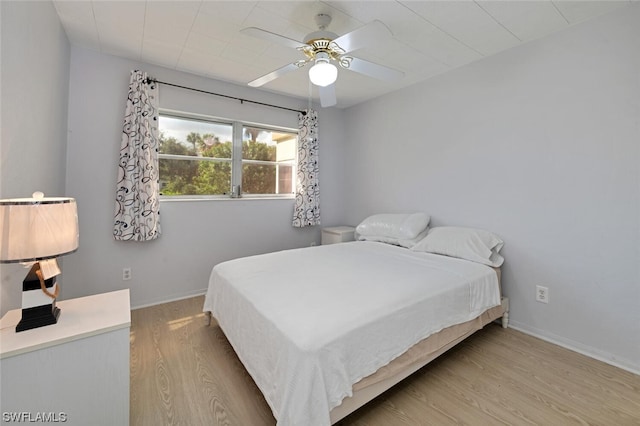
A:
145 78 306 115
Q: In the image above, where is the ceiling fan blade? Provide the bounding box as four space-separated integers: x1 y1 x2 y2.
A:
241 27 305 50
331 20 391 54
341 57 404 82
248 62 305 87
319 84 337 108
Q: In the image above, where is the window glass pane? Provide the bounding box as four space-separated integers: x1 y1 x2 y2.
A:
242 163 276 194
277 164 294 194
242 126 297 195
159 115 232 159
159 158 231 196
242 163 295 195
242 126 276 161
159 114 233 196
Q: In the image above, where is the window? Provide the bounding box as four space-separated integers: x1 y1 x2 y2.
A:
242 125 296 195
158 112 297 198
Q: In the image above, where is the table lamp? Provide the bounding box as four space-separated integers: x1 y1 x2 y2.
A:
0 192 78 332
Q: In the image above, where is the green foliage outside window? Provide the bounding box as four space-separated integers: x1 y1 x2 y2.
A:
242 139 277 194
159 131 231 195
158 128 289 196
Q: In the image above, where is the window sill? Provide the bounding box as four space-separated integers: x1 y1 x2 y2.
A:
160 195 295 203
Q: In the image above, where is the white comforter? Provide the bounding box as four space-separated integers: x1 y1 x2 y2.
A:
203 241 501 426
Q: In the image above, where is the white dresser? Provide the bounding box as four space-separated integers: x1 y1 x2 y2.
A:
0 289 131 426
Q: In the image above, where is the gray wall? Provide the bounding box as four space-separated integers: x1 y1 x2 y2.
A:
341 5 640 373
0 1 70 316
62 47 347 308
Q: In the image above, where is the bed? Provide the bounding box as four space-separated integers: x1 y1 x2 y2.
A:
203 221 508 426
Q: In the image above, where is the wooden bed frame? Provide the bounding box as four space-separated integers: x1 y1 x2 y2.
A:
329 296 509 423
205 268 509 424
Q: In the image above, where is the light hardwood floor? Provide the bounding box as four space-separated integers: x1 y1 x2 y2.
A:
130 296 640 425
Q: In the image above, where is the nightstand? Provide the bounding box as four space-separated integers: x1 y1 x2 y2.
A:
0 289 131 425
322 226 356 245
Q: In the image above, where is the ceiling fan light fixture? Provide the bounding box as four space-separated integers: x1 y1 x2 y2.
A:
309 55 337 87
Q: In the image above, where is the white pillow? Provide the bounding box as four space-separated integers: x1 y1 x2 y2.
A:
356 213 430 240
358 228 429 249
411 226 504 267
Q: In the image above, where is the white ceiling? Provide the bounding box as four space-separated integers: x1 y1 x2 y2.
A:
52 0 633 108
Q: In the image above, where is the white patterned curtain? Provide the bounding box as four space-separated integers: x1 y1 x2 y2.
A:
292 108 320 227
113 70 161 241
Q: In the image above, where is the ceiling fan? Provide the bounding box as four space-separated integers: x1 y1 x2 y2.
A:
242 13 404 107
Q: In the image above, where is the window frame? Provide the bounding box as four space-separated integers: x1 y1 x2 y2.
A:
157 109 298 201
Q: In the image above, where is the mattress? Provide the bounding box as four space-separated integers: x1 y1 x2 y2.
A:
203 241 501 426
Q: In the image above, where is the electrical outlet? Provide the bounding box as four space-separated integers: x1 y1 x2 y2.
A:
123 267 132 281
536 285 549 303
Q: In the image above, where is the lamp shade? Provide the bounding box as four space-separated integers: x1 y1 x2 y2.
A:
309 61 337 87
0 193 78 263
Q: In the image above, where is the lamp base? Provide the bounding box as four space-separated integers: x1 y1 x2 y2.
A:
16 304 61 332
15 263 61 333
